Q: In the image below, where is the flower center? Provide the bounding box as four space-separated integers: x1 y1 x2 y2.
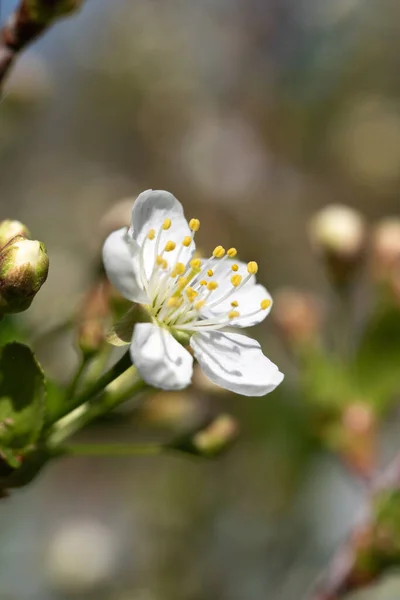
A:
137 218 270 333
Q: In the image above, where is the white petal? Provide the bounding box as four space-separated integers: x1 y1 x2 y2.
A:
202 284 272 328
129 190 195 278
190 331 283 397
131 323 193 390
130 190 184 240
102 228 147 303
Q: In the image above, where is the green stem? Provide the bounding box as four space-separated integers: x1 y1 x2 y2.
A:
48 350 133 426
65 355 90 402
49 371 148 447
65 442 163 457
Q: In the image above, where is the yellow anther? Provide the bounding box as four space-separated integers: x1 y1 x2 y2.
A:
207 269 214 277
156 254 164 266
199 280 207 286
207 281 218 291
175 262 186 275
162 259 168 270
227 248 237 257
177 276 188 288
182 236 192 247
190 258 201 270
147 229 156 240
247 261 258 275
231 264 239 272
228 310 240 319
231 274 242 287
231 300 239 307
168 297 181 308
189 218 200 232
164 240 176 252
195 300 206 310
213 245 225 258
261 299 271 310
186 287 198 300
162 218 172 230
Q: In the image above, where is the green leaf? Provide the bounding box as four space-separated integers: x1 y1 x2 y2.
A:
0 343 45 450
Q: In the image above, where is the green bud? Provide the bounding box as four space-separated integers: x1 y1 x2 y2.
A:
169 414 239 457
0 220 30 249
0 236 49 314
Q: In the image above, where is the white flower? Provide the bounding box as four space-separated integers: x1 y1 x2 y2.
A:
102 190 284 396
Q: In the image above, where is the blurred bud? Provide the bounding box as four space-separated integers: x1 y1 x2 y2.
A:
337 402 376 480
45 520 118 594
371 218 400 284
309 204 366 286
273 288 323 346
0 220 29 249
76 280 111 356
170 414 239 457
0 236 49 314
139 391 206 433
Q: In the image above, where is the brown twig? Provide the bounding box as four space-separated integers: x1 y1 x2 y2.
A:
309 453 400 600
0 0 84 89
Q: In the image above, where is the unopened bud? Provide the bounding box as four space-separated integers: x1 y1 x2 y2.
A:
273 288 323 345
371 218 400 284
76 280 111 356
309 204 366 286
0 236 49 314
170 414 239 457
192 414 239 456
0 220 29 249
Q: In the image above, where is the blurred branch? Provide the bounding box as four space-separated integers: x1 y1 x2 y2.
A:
0 0 84 89
310 453 400 600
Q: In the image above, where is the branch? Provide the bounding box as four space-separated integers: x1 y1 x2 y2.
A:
310 454 400 600
0 0 84 89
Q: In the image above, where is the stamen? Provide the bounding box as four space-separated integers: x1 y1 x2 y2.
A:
227 248 237 257
168 297 182 308
195 300 205 310
231 264 239 272
213 246 225 258
182 236 192 247
189 218 200 231
231 274 242 287
231 300 239 307
228 310 240 319
190 258 201 270
147 229 156 240
164 241 176 252
261 299 271 310
207 281 218 291
175 262 186 275
199 280 207 286
162 218 172 230
247 261 258 275
186 286 198 301
207 269 214 277
155 255 164 266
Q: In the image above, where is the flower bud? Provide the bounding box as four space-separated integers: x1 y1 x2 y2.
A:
170 414 239 457
371 218 400 283
0 220 29 249
308 204 366 286
0 236 49 314
76 280 111 356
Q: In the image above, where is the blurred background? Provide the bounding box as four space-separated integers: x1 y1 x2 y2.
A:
1 0 400 598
